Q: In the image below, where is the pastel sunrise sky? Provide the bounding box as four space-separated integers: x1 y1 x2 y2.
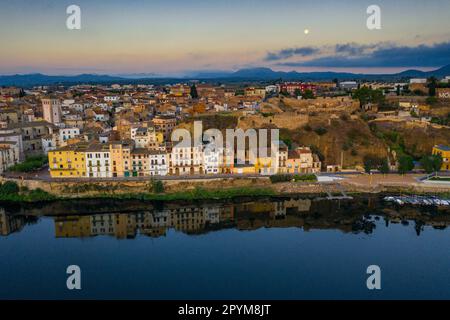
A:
1 0 450 75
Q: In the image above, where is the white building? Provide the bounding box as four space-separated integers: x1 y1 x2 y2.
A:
170 145 204 175
0 133 23 160
410 78 427 84
41 134 58 154
62 99 75 107
132 127 158 149
59 127 80 141
214 104 228 112
93 110 110 122
103 96 120 102
149 150 168 176
265 85 279 93
70 103 85 112
99 133 109 144
85 144 111 178
203 143 223 175
340 81 358 90
0 141 20 174
203 206 220 224
96 103 111 111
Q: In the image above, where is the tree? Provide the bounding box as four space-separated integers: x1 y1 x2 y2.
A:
410 110 419 118
420 154 443 173
363 157 375 173
352 87 384 108
363 155 382 173
420 155 434 173
333 78 339 87
426 96 438 105
396 85 401 96
398 155 414 174
431 154 443 173
153 180 164 193
302 89 315 99
427 77 437 97
190 84 198 99
294 88 302 97
380 159 390 174
364 160 372 174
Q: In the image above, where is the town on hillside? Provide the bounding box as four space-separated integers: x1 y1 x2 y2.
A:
0 77 449 180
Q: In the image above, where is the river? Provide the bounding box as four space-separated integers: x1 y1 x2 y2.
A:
0 195 449 299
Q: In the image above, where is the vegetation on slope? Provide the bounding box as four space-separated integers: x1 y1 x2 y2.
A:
9 155 48 173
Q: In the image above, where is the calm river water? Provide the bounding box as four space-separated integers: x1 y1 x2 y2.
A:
0 196 449 299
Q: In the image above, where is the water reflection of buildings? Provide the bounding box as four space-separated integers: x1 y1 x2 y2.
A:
53 199 312 239
3 197 447 238
0 208 25 236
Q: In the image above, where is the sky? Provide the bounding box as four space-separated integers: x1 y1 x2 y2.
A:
1 0 450 75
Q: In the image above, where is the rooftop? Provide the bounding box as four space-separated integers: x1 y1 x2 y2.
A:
435 145 450 151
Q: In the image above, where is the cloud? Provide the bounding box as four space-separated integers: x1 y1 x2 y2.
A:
334 43 377 56
264 46 320 61
276 41 450 68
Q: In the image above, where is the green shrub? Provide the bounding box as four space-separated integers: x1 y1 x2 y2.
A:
153 180 165 193
293 174 317 182
9 155 48 173
314 127 328 136
270 174 293 183
398 155 414 174
269 174 317 183
25 188 56 201
0 181 19 194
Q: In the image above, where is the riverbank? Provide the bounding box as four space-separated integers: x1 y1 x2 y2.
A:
0 174 449 203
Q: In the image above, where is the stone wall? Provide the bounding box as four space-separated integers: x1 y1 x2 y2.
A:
0 176 272 197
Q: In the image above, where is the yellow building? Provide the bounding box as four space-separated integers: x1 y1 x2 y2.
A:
114 214 129 239
255 156 274 175
156 132 164 144
110 141 133 177
232 164 255 175
432 145 450 170
286 147 321 174
48 143 88 178
54 216 91 238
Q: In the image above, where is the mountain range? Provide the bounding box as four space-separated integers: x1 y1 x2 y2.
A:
1 65 450 87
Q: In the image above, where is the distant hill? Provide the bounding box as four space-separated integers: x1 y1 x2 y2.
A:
1 65 450 87
225 65 450 81
0 73 125 87
189 70 233 79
